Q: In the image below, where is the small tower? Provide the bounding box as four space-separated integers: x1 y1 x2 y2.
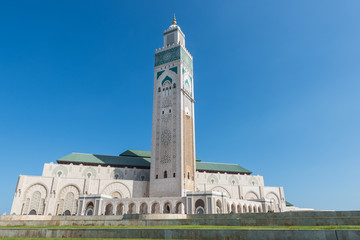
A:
149 17 196 197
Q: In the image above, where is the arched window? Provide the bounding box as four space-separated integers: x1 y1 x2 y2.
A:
173 83 176 88
187 172 190 179
164 171 168 178
158 87 161 92
173 173 176 178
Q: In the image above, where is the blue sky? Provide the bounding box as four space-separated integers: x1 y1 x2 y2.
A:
0 0 359 213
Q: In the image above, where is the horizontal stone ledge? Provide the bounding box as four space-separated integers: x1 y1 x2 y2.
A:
0 228 360 240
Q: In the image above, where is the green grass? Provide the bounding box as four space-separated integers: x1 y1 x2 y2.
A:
1 225 360 230
2 239 169 240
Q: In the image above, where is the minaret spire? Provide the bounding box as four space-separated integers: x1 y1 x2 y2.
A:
172 14 177 25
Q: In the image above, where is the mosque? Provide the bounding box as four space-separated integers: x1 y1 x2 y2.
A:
10 17 304 216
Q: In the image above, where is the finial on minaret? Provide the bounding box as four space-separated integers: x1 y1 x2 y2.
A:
172 14 177 25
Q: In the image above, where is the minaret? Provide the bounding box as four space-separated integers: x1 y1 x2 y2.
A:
149 17 196 197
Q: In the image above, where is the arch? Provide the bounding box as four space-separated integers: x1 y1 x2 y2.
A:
29 209 37 215
52 165 68 178
228 176 239 185
258 206 262 213
64 210 71 216
265 192 280 203
127 203 136 214
207 174 219 185
216 200 222 214
164 171 168 178
24 183 48 201
105 203 113 215
253 206 257 213
111 191 122 199
194 199 205 214
163 202 172 214
23 184 47 215
244 191 259 200
267 204 272 212
151 202 160 214
175 202 184 214
237 204 242 213
231 203 236 213
85 202 94 216
266 192 280 212
248 205 252 213
243 205 247 213
101 182 131 198
139 202 148 214
82 167 97 179
116 203 124 215
249 176 259 186
111 169 124 180
211 186 231 198
161 76 173 86
57 185 80 216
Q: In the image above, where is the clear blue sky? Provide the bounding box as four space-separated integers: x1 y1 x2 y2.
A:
0 0 359 213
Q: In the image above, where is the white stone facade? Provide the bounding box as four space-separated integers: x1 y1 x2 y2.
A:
11 162 285 215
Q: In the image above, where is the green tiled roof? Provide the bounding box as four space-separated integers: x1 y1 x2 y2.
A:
57 150 251 174
196 162 251 174
119 150 151 158
286 201 294 207
57 153 150 168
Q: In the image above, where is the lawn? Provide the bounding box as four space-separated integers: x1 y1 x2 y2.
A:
1 225 360 230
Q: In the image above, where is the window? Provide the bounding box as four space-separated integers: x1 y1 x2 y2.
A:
164 171 168 178
115 174 119 179
173 83 176 88
162 111 164 114
158 87 161 92
156 175 158 179
169 109 171 113
173 173 176 178
141 176 145 181
169 86 171 89
187 172 190 179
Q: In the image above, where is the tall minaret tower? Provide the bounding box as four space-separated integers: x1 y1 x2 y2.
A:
150 16 196 197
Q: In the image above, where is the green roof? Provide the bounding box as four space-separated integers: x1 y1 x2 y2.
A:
196 162 251 174
57 153 150 168
57 150 251 174
120 150 151 158
286 201 294 207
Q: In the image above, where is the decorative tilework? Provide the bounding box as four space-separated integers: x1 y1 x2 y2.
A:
157 70 165 79
180 47 193 72
161 76 172 86
169 66 178 74
155 46 193 73
155 46 180 67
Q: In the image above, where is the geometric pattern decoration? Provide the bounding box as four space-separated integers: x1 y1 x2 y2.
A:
155 46 180 67
169 66 177 74
101 182 131 198
207 174 219 185
161 76 172 86
155 46 192 72
82 167 97 179
157 70 165 79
